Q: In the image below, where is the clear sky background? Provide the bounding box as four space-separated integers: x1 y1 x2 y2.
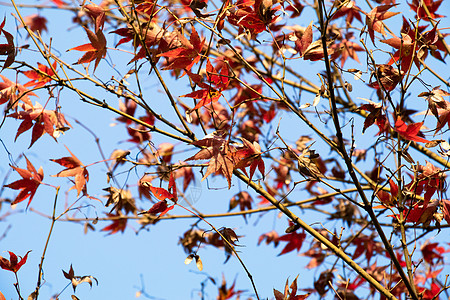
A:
1 1 450 300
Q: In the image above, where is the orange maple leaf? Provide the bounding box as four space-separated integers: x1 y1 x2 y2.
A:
50 146 89 196
22 61 57 88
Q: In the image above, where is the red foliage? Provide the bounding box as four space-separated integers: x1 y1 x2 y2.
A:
5 156 43 207
408 0 444 21
394 118 429 144
274 276 310 300
7 102 71 147
0 251 31 273
141 173 177 216
101 213 127 234
158 26 204 72
278 230 306 255
365 4 399 45
0 18 15 71
24 14 48 34
23 61 57 88
0 74 36 109
234 137 265 182
68 27 107 71
50 146 89 196
186 131 236 188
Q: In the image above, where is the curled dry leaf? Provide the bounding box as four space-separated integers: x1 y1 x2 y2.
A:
63 264 98 292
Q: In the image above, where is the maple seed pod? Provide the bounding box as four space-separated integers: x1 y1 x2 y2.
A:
194 255 203 271
184 253 195 265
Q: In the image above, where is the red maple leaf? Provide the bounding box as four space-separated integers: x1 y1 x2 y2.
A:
68 27 106 71
442 199 450 224
434 105 450 133
292 22 330 61
7 102 72 148
227 0 278 37
394 118 429 143
278 230 306 255
331 1 363 24
0 74 36 109
419 86 449 121
331 32 364 67
415 161 444 206
365 4 400 44
101 213 127 235
421 242 447 265
22 61 57 88
417 282 441 300
0 18 15 71
229 191 253 219
376 178 398 207
234 137 265 182
217 276 245 300
408 0 444 21
186 131 236 188
381 33 417 73
258 230 279 247
158 26 204 72
0 250 31 273
5 156 43 207
368 64 403 92
141 172 177 216
180 59 229 110
23 14 48 35
50 146 89 196
274 276 310 300
382 19 443 73
84 4 106 33
404 199 439 225
351 233 383 262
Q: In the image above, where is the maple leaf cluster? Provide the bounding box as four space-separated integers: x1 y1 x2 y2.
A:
8 102 72 147
181 59 230 110
186 131 265 188
226 0 280 37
